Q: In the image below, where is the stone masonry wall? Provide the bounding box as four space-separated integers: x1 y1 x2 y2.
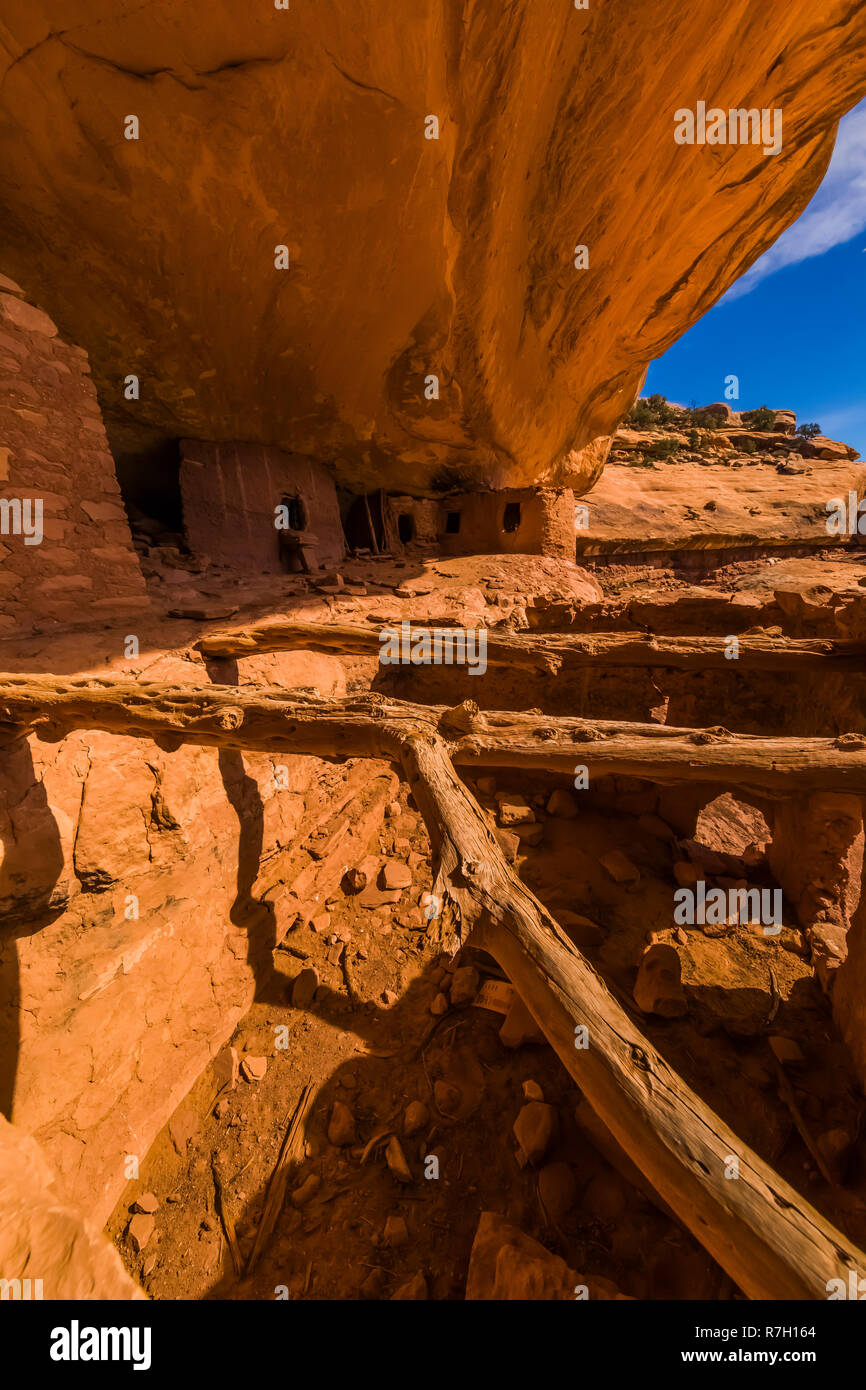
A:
0 273 149 636
438 488 575 558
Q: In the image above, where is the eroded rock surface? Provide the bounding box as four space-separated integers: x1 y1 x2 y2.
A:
466 1211 628 1300
578 412 866 558
0 1115 142 1299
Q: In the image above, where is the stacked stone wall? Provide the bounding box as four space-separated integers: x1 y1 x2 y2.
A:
0 274 148 637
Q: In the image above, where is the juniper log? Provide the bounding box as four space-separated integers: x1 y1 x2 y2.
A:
196 617 866 675
3 677 866 796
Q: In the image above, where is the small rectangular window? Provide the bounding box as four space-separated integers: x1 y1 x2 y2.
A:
502 501 521 532
445 511 461 534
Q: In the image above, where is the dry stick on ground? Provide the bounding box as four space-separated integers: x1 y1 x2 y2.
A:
2 675 866 1296
246 1081 314 1276
196 618 866 675
362 494 380 555
212 1164 243 1275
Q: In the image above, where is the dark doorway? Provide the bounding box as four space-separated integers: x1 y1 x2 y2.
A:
112 436 184 537
282 495 307 531
397 513 415 544
445 510 461 534
502 501 522 533
343 492 386 552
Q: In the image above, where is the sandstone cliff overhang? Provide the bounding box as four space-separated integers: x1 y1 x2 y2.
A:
1 2 865 493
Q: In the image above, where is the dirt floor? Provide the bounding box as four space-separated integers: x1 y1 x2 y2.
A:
105 750 866 1301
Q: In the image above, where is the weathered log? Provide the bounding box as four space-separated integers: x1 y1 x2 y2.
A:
446 710 866 797
1 671 865 1296
398 730 866 1301
3 677 866 797
196 618 866 675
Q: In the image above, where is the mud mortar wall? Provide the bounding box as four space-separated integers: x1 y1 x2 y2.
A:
0 282 149 637
439 488 575 559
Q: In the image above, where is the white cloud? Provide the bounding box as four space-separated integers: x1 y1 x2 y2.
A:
814 404 866 437
725 100 866 300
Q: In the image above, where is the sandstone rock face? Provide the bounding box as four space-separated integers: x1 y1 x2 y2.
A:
0 281 148 636
0 643 385 1225
803 436 859 462
580 426 866 557
465 1211 627 1300
833 896 866 1094
1 4 864 492
695 794 770 859
0 1115 142 1299
1 726 302 1221
769 794 865 985
633 944 688 1018
466 1212 576 1299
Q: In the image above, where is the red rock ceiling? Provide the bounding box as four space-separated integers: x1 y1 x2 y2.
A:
1 1 865 492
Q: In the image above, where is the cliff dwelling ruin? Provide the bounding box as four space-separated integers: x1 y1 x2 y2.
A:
2 0 866 1346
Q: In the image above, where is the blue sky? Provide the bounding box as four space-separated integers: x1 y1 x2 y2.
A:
645 99 866 457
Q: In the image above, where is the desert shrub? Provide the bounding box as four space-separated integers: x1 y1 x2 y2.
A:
685 407 720 430
796 422 822 439
740 438 758 455
645 438 681 460
626 401 655 427
626 393 678 428
743 405 776 431
647 394 678 425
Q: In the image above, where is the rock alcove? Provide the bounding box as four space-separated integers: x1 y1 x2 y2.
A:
1 0 866 1306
